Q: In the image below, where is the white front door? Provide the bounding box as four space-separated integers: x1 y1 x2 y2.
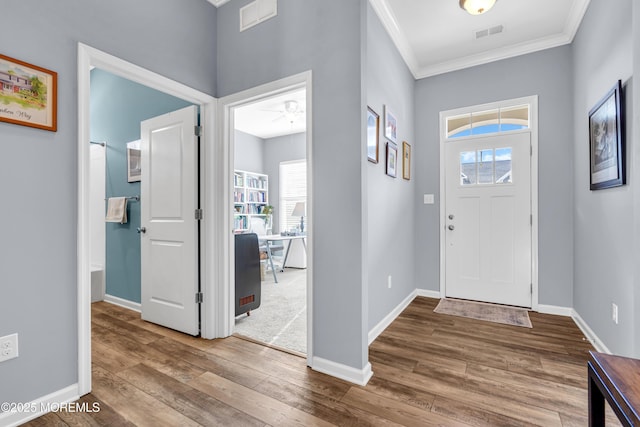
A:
444 132 531 307
140 105 200 335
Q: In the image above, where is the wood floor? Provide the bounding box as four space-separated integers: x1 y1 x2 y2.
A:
26 297 621 426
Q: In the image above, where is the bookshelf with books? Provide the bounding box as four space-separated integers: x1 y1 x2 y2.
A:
233 170 270 233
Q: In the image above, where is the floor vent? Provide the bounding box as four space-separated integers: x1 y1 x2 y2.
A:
240 0 277 32
475 25 504 40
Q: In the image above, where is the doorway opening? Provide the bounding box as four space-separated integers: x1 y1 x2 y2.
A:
77 43 217 395
219 72 313 363
439 96 539 310
232 88 308 355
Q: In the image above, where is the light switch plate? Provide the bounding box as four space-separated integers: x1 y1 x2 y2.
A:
424 194 434 204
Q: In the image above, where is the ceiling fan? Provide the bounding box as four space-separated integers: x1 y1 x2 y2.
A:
265 100 305 124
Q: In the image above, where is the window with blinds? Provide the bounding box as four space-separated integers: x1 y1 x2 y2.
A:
279 160 307 233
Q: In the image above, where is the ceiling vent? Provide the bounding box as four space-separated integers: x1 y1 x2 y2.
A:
240 0 277 32
474 25 504 40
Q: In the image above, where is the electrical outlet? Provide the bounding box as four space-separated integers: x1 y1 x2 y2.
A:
612 303 619 324
0 334 18 363
387 275 392 289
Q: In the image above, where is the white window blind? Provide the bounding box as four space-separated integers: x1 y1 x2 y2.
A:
279 160 307 233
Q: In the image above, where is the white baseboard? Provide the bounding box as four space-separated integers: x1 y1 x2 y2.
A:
537 304 573 317
572 310 611 354
0 384 80 427
312 357 373 386
104 294 141 312
368 290 417 345
416 289 441 299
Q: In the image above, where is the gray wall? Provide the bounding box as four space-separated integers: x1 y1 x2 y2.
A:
217 0 368 370
91 69 193 304
234 130 265 173
572 0 636 356
263 132 307 233
414 46 575 307
366 4 416 331
0 0 216 406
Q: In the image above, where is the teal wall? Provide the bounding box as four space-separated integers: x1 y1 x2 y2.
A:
90 69 193 303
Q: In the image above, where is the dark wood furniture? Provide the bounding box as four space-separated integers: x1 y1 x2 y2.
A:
588 351 640 426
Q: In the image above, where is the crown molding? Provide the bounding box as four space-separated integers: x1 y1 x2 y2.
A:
207 0 231 7
368 0 421 79
369 0 590 80
415 31 574 79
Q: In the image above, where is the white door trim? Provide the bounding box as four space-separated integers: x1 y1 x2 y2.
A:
217 71 314 367
438 95 539 311
77 43 217 395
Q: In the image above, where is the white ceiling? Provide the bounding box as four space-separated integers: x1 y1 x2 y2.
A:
369 0 589 78
234 89 306 139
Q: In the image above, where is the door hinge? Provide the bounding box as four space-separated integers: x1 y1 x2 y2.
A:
194 125 202 137
530 283 533 294
195 209 203 220
530 214 533 225
196 292 203 304
530 145 533 156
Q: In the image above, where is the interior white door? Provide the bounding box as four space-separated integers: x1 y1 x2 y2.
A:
445 132 531 307
140 105 200 335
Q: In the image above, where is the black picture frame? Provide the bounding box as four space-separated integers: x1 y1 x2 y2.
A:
386 142 397 178
589 80 624 190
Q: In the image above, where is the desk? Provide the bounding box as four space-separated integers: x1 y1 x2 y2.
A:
259 234 306 283
588 351 640 426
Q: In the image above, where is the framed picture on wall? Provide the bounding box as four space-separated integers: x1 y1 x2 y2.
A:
589 80 624 190
367 107 380 163
127 140 141 183
0 53 57 132
402 141 411 180
386 143 397 178
384 105 397 143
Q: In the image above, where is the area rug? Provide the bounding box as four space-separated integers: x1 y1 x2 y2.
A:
234 268 307 354
434 298 532 328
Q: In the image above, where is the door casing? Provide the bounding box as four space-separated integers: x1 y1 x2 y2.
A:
77 43 217 396
217 71 314 368
438 95 539 311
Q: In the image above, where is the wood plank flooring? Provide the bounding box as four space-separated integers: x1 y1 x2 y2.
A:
26 297 622 426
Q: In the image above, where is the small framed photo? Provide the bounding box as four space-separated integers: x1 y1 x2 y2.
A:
386 143 397 178
589 80 624 190
402 141 411 180
367 107 380 163
127 140 141 183
384 105 397 143
0 53 57 132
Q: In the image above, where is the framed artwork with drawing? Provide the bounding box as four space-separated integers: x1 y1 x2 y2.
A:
589 80 624 190
386 142 397 178
384 105 397 143
367 107 379 163
402 141 411 180
0 53 57 132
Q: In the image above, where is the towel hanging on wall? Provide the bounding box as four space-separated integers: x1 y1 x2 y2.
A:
105 197 127 224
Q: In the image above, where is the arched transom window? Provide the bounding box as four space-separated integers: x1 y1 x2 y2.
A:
446 104 529 139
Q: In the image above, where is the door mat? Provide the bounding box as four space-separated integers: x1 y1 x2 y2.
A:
434 298 532 328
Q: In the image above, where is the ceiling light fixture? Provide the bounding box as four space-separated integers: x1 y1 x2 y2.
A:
459 0 497 15
284 100 299 114
283 100 301 123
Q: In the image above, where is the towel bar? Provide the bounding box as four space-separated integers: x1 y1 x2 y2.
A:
105 196 139 202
